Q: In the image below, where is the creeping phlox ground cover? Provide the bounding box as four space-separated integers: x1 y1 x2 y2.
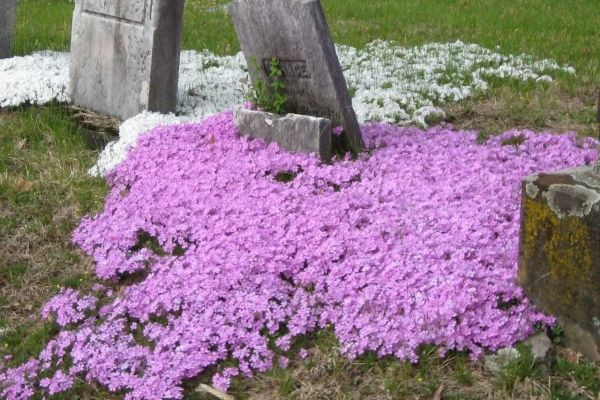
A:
0 41 575 177
1 112 597 400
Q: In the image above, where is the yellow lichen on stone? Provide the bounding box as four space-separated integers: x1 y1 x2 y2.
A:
522 196 550 261
521 196 593 314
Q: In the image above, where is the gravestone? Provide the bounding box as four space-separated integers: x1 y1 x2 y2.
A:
518 167 600 361
0 0 17 59
69 0 185 120
228 0 365 154
518 97 600 361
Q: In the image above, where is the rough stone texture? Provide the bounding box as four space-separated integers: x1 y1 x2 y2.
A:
524 333 553 361
484 348 520 374
69 0 185 120
0 0 17 59
518 166 600 361
234 107 331 161
228 0 364 152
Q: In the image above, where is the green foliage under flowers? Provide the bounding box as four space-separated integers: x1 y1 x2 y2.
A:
249 57 288 115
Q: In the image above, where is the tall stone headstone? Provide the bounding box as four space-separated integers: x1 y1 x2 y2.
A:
69 0 185 120
229 0 365 153
0 0 17 59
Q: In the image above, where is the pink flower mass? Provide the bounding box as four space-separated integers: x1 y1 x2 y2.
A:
1 111 596 399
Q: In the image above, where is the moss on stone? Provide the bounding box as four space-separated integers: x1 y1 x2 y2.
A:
521 196 593 315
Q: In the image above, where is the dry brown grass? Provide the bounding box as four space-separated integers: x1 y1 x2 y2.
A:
217 334 599 400
445 84 598 141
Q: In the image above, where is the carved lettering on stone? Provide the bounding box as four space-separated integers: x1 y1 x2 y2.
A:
262 59 312 80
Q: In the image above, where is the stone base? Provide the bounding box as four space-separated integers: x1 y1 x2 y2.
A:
518 166 600 361
0 0 18 59
234 107 332 161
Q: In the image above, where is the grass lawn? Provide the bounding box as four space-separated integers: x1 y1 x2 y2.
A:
1 0 599 398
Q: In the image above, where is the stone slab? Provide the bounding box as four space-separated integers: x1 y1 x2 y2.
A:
0 0 17 59
228 0 364 153
518 166 600 361
69 0 185 120
234 107 331 161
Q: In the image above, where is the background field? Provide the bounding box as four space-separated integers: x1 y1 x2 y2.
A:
1 0 599 398
12 0 600 134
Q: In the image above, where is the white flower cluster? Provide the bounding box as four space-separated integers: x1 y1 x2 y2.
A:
340 40 575 125
176 50 248 119
88 112 185 177
0 51 70 107
0 41 575 176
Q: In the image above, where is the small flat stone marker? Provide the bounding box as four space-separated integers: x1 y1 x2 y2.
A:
229 0 364 153
518 166 600 361
0 0 18 59
235 107 332 161
69 0 185 120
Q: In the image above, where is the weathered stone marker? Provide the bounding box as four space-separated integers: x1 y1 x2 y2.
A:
519 166 600 360
234 106 332 160
69 0 185 120
0 0 18 59
228 0 364 158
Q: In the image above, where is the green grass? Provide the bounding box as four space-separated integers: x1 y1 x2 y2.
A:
323 0 600 84
494 344 540 392
13 0 73 54
13 0 600 84
13 0 599 136
2 0 600 399
221 330 599 399
0 104 107 360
